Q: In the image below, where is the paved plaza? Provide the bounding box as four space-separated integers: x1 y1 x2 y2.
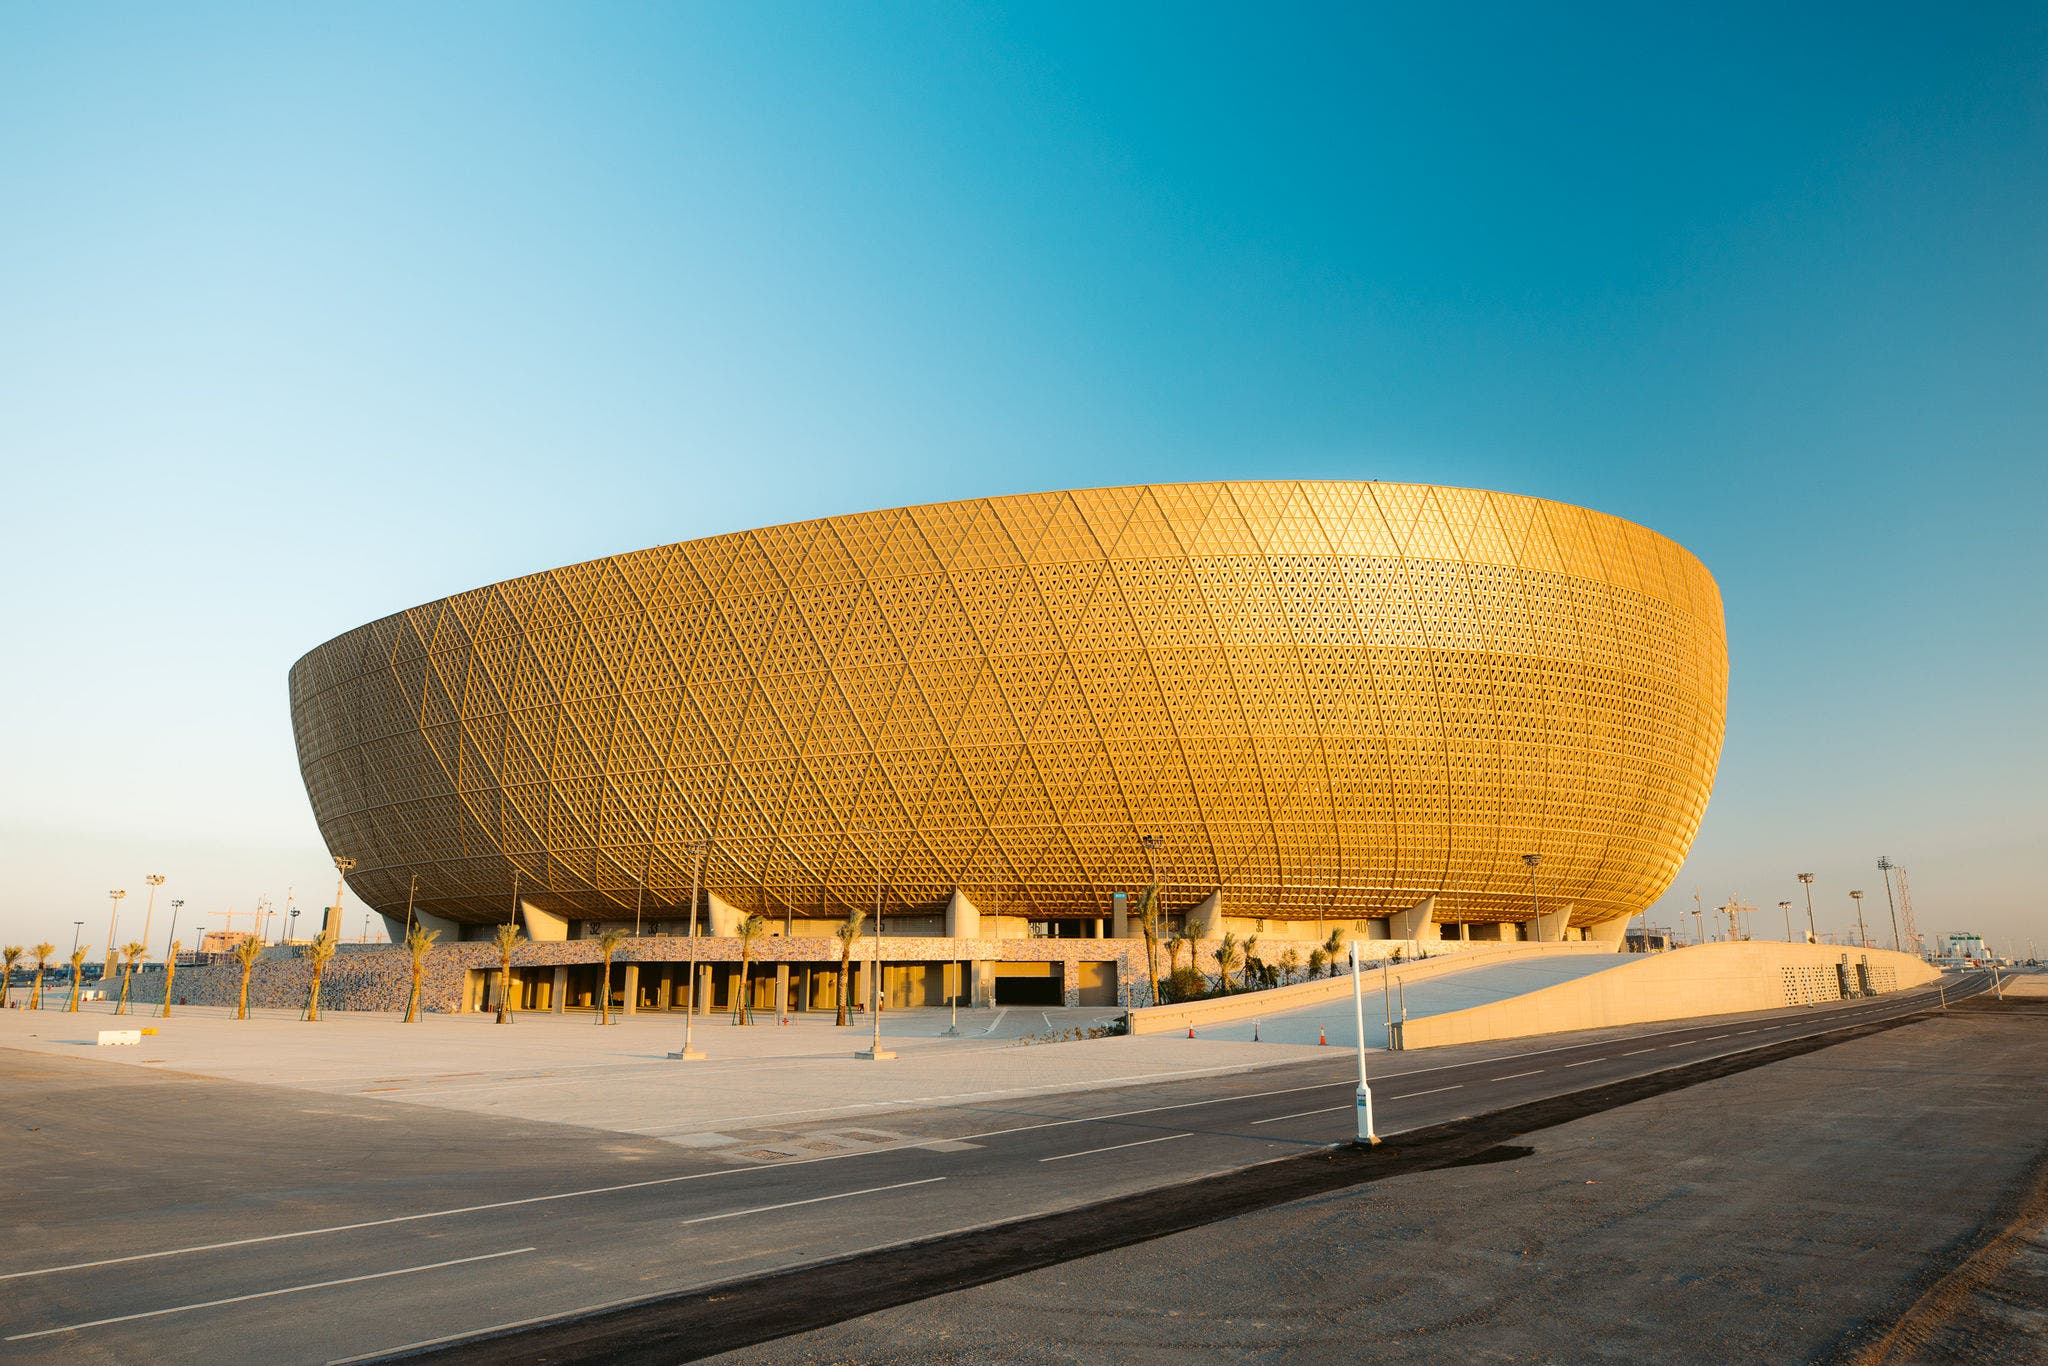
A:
0 997 1303 1143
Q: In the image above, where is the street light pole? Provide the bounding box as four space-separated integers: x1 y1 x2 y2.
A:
1779 900 1794 942
105 889 126 982
670 839 710 1061
329 856 357 943
1349 942 1378 1146
1849 890 1868 950
401 874 419 941
1797 873 1817 944
139 875 166 955
1877 856 1902 953
858 829 895 1061
164 899 184 967
1521 853 1543 942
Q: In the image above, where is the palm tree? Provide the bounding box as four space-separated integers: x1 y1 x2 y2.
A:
67 945 91 1012
833 907 866 1026
733 914 767 1025
402 926 440 1023
161 940 181 1018
492 923 523 1023
1242 933 1260 991
29 943 53 1010
303 932 338 1021
2 946 20 1009
1134 883 1163 1012
115 942 147 1015
1307 947 1327 980
1322 929 1344 978
232 936 264 1019
595 930 627 1025
1165 929 1188 975
1279 946 1301 985
1214 932 1240 995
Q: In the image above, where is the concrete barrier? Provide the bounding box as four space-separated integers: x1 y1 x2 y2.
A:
1399 941 1940 1049
1125 941 1617 1036
96 1029 142 1046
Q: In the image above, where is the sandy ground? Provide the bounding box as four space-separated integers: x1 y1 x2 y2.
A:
711 1013 2048 1366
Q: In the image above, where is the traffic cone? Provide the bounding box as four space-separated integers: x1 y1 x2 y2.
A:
1318 1026 1326 1046
1253 1018 1261 1042
1187 1022 1196 1038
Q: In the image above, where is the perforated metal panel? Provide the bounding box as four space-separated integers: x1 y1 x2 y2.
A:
289 482 1727 930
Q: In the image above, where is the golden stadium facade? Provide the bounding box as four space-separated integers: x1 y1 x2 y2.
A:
290 482 1726 935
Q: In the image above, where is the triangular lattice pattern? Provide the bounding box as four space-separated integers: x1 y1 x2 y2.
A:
288 482 1727 929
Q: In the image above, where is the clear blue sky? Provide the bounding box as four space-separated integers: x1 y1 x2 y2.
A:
3 3 2041 955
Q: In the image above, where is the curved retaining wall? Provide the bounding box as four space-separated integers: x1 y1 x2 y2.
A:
1398 941 1940 1049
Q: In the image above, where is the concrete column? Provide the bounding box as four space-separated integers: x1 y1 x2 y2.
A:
775 964 789 1020
1062 963 1080 1007
945 888 981 939
519 901 570 942
1535 902 1574 943
1459 921 1471 942
551 966 567 1014
972 960 994 1007
1183 890 1224 939
1387 896 1437 942
705 891 744 937
622 963 639 1015
854 962 869 1012
1587 915 1629 948
1111 892 1130 939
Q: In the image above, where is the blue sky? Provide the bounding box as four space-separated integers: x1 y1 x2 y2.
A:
2 3 2042 953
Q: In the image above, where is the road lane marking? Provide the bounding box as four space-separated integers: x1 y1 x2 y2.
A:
1701 1034 1731 1041
1041 1133 1190 1163
1386 1084 1464 1100
1250 1105 1351 1125
1491 1070 1543 1081
1563 1057 1606 1067
676 1178 944 1226
5 1248 535 1341
13 988 1965 1286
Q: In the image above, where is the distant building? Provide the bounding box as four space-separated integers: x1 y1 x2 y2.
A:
1944 932 1987 960
199 929 255 955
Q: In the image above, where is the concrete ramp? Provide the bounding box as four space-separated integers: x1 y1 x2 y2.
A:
1192 952 1624 1049
1400 941 1941 1049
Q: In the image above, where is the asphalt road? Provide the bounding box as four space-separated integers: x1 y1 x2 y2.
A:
0 973 1988 1364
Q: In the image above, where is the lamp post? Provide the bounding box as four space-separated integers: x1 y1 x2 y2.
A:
1849 890 1868 950
289 905 300 942
328 856 356 943
1877 856 1902 953
400 874 420 942
670 838 711 1061
104 890 126 982
70 920 83 959
139 875 166 955
165 899 184 966
1797 873 1817 943
1779 900 1794 942
856 827 894 1061
1349 941 1378 1146
1138 833 1165 1005
1521 853 1543 942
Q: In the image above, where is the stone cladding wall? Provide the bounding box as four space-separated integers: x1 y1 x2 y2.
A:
113 932 1457 1014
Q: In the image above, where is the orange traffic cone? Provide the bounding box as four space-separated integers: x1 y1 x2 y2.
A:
1187 1022 1196 1038
1318 1026 1327 1046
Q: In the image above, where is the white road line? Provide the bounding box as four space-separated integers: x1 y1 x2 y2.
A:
676 1178 943 1226
982 1009 1008 1036
1701 1034 1731 1041
1386 1084 1464 1100
1250 1105 1351 1126
5 1248 534 1342
1563 1057 1605 1068
1491 1070 1543 1081
1041 1133 1190 1163
1620 1048 1655 1057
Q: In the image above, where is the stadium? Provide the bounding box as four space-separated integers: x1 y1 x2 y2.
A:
289 480 1726 957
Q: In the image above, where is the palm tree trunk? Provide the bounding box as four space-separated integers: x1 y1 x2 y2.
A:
738 955 752 1025
836 944 851 1026
307 966 322 1021
404 970 419 1024
161 960 176 1017
116 967 131 1015
238 968 251 1020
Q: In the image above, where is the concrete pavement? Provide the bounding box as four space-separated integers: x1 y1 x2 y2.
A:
0 975 1989 1363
